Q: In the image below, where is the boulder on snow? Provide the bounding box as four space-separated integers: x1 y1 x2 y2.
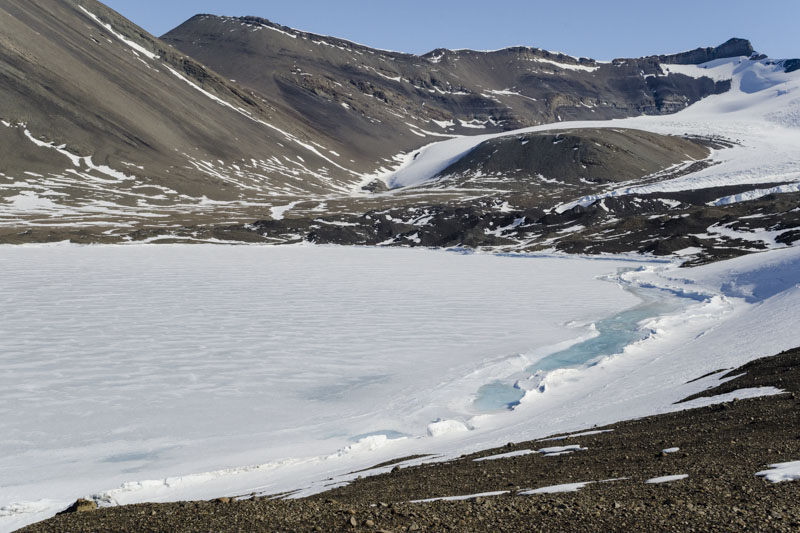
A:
58 499 97 514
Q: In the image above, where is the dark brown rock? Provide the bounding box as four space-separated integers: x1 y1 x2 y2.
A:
57 499 97 514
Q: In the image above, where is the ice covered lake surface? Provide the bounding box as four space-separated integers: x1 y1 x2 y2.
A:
3 243 800 531
473 283 692 411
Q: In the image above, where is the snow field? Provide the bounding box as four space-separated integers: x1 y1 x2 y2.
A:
1 240 799 531
0 244 642 531
411 491 509 503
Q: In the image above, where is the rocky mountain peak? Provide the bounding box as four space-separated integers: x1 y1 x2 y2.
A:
656 37 755 65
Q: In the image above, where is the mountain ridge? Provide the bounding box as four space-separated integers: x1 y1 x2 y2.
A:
655 37 756 65
2 0 799 264
168 15 762 66
161 12 737 185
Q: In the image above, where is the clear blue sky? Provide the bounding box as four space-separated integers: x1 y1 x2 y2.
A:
103 0 799 60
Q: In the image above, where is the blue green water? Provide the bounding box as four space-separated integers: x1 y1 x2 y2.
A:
473 285 694 412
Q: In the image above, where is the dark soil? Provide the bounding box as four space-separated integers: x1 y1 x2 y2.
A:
21 347 800 532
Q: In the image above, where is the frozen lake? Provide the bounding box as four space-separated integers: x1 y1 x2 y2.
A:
0 244 646 527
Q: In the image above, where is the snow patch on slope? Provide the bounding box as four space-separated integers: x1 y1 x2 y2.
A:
710 183 800 206
78 6 158 60
756 461 800 483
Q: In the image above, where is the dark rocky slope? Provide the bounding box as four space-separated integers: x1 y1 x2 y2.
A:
0 0 388 242
0 0 365 195
657 37 754 64
184 187 798 265
432 128 709 186
163 16 738 165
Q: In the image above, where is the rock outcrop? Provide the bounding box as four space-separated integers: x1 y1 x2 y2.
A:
656 37 755 64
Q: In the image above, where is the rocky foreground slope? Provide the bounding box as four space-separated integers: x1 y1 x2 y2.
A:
21 347 800 532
